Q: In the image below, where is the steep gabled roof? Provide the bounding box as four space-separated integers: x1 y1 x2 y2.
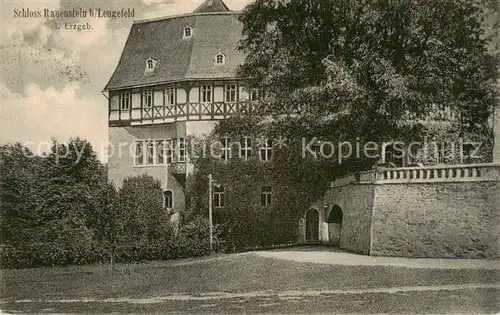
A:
193 0 230 13
104 10 244 91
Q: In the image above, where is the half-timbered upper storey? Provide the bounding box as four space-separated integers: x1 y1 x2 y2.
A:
104 0 259 126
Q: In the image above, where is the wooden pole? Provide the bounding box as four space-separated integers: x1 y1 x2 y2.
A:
494 99 500 164
163 141 169 210
208 173 213 253
165 141 169 190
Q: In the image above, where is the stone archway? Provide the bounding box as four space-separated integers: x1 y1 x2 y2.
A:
327 205 343 246
305 209 320 241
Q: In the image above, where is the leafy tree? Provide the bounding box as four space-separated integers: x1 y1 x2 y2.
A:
0 139 108 266
0 144 44 247
238 0 498 142
32 138 105 265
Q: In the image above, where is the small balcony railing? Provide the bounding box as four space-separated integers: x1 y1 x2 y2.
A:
169 162 186 174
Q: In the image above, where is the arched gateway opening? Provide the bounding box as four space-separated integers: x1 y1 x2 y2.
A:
305 209 320 241
328 205 343 246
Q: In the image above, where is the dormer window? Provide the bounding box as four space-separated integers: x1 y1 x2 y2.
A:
145 58 157 72
183 26 193 38
215 52 225 66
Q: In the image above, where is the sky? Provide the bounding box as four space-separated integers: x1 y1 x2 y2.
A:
0 0 252 160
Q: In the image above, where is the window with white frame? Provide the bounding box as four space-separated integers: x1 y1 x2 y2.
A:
165 139 173 164
133 139 184 166
260 138 273 162
143 89 153 108
164 190 173 209
147 59 154 69
156 140 165 165
225 84 236 103
220 138 231 161
146 141 155 165
261 186 272 207
165 87 175 105
120 92 131 110
135 141 144 165
201 85 212 103
183 26 193 38
213 185 225 208
177 138 186 162
240 137 252 161
215 53 225 65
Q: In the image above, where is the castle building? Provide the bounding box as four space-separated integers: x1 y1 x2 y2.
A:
104 0 253 214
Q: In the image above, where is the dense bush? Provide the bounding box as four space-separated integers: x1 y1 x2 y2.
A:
111 175 175 263
0 140 108 267
0 140 220 269
173 216 225 258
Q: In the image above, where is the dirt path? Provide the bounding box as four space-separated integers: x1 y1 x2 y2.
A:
254 247 500 270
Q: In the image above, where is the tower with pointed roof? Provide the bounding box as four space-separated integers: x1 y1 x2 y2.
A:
104 0 256 216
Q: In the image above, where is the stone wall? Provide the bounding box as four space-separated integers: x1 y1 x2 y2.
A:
323 183 374 255
299 173 374 254
304 164 500 258
371 180 500 258
108 123 186 212
328 223 341 246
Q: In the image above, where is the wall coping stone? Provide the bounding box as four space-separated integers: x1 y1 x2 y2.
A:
330 163 500 187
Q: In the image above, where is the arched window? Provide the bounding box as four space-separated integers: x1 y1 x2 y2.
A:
147 59 154 69
146 58 157 71
215 53 225 65
183 26 193 38
164 190 173 209
328 205 343 224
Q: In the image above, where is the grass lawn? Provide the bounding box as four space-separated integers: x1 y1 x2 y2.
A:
1 251 499 313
